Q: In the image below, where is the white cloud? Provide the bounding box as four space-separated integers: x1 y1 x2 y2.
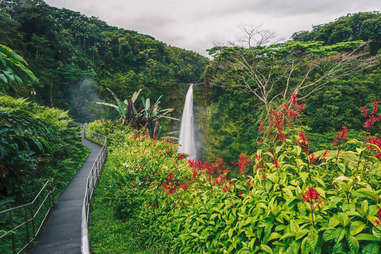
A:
46 0 381 55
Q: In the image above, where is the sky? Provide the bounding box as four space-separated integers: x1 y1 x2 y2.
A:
45 0 381 55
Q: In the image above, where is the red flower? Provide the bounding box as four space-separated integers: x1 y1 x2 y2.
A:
364 115 376 129
291 93 298 105
322 149 329 162
191 168 197 179
375 208 381 227
337 126 348 140
214 176 226 185
309 153 318 164
238 154 251 173
297 131 310 147
262 174 266 180
302 186 319 203
288 110 299 119
179 181 188 190
258 120 264 132
273 158 279 168
371 101 379 115
333 137 338 146
366 137 381 159
299 103 306 110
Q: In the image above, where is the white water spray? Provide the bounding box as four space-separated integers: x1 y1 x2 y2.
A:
178 84 197 160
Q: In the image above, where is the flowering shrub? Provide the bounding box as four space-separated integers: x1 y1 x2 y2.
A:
89 98 381 254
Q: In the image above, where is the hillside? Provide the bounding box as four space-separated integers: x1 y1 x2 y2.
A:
292 12 381 54
0 0 208 122
201 12 381 163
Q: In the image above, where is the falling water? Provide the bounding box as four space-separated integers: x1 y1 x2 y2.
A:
178 84 197 160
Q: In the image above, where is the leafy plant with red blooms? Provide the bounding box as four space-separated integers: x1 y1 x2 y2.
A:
302 186 319 202
302 186 322 226
322 149 329 162
333 126 348 146
362 101 381 129
366 137 381 160
376 208 381 227
87 105 381 254
309 153 318 164
237 154 251 173
258 120 264 132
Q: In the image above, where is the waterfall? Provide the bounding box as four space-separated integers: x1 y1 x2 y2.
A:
178 84 197 160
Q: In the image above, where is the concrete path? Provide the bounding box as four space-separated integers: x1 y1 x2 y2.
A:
28 132 102 254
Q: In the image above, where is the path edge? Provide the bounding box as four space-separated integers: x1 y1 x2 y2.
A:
81 124 107 254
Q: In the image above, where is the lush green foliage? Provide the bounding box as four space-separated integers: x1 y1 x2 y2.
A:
201 14 381 163
89 116 381 253
0 0 208 122
88 120 190 253
0 44 38 95
0 95 89 202
292 12 381 55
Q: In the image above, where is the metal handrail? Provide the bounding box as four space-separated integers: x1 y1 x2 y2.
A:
81 125 107 254
0 180 55 254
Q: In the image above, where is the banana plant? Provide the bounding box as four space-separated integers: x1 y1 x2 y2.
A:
139 95 176 138
97 88 177 139
96 88 141 125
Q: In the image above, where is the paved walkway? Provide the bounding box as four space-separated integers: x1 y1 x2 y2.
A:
28 132 102 254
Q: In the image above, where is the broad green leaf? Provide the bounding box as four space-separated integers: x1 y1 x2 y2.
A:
350 221 366 236
347 235 359 254
260 244 273 254
361 243 379 254
356 233 379 241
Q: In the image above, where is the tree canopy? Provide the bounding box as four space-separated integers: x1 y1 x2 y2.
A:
0 0 208 122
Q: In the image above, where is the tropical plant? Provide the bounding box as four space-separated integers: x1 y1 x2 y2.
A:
97 88 176 138
0 44 38 95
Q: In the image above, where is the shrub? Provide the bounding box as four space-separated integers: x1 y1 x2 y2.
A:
0 95 89 202
89 98 381 253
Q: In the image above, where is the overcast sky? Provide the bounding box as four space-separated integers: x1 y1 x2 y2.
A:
45 0 380 55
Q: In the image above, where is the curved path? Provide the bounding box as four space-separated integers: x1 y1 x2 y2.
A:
28 132 102 254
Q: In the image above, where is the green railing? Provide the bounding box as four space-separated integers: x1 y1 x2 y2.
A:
0 180 55 254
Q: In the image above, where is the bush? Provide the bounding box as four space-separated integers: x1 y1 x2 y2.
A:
0 95 89 202
89 100 381 253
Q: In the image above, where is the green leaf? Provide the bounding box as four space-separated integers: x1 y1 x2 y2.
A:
228 228 234 238
295 229 309 240
329 216 341 228
361 243 379 254
347 235 359 254
356 233 379 241
260 244 273 254
350 221 366 236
